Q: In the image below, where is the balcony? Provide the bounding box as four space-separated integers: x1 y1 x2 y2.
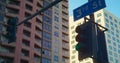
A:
62 1 68 8
0 46 15 58
62 58 69 63
62 50 69 58
35 36 42 47
34 45 41 56
62 42 69 50
62 18 68 26
21 49 29 61
62 34 69 42
34 54 41 63
62 26 68 34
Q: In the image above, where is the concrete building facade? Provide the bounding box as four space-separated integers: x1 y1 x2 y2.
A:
94 9 120 63
0 0 69 63
69 9 120 63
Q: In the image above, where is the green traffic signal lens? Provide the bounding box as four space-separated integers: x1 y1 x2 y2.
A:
75 43 81 51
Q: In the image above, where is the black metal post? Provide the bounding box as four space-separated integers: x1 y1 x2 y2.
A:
88 0 99 63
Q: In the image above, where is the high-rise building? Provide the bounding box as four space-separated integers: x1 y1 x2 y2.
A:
0 0 69 63
69 9 120 63
94 9 120 63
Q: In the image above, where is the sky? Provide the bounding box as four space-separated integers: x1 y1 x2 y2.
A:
69 0 120 18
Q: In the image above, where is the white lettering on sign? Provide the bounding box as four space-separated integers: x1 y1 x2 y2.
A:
98 0 102 6
93 2 97 9
76 9 82 18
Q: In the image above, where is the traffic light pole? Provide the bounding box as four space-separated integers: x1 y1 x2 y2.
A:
88 0 99 63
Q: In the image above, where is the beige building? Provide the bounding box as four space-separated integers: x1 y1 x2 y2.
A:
94 9 120 63
69 9 120 63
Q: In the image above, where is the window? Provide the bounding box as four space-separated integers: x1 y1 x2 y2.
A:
21 59 28 63
109 50 112 55
23 30 31 37
104 13 108 17
111 27 114 30
71 26 74 29
115 59 119 63
22 39 30 46
43 23 52 31
105 18 109 23
112 37 115 41
113 47 117 52
71 40 75 44
108 45 112 50
55 4 59 8
43 16 52 24
7 7 19 14
54 23 59 29
110 22 113 26
109 16 112 20
72 61 76 63
54 9 59 15
54 55 59 62
24 22 31 28
42 49 51 57
113 42 116 46
114 19 117 23
54 16 59 22
116 29 119 34
109 56 113 62
25 12 31 18
26 4 32 11
34 55 40 62
44 9 52 16
27 0 33 3
96 19 101 23
118 45 120 48
54 38 59 44
54 31 59 37
8 0 20 6
114 24 118 28
21 49 29 57
43 32 51 40
54 47 58 53
118 50 120 54
62 5 67 10
43 40 51 49
42 58 51 63
72 55 75 59
72 50 76 53
105 23 109 28
43 1 49 7
97 13 102 17
114 53 118 58
107 39 111 44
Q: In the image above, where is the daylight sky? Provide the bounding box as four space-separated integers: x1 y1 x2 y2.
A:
69 0 120 18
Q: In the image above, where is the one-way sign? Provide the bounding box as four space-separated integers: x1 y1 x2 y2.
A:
73 0 106 21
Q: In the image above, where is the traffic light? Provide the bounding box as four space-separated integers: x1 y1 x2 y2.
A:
96 27 109 63
75 21 93 60
5 17 18 43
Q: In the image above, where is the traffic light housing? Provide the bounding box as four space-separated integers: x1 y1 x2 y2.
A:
5 17 18 43
75 21 93 60
96 27 109 63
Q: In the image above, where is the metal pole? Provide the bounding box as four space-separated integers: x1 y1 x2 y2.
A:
88 0 99 63
17 0 63 26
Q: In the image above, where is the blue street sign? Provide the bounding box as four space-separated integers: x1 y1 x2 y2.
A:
73 0 106 21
